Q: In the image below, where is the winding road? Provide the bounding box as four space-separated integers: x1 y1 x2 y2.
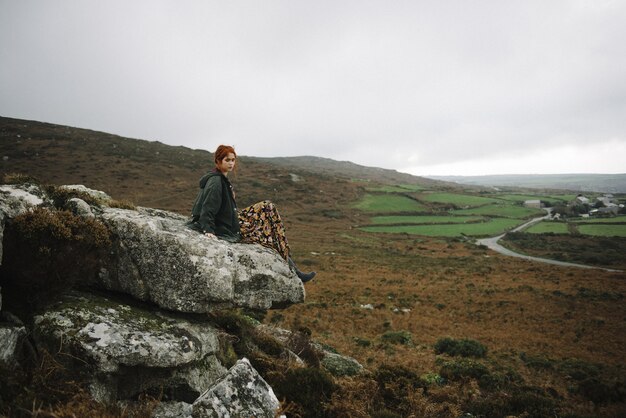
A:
475 210 623 273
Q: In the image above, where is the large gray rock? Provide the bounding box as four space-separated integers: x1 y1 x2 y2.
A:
0 323 26 369
192 358 280 418
96 207 305 313
151 401 193 418
33 292 227 403
66 197 95 218
59 184 112 203
0 184 47 265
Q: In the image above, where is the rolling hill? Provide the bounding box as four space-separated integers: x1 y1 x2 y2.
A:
430 173 626 193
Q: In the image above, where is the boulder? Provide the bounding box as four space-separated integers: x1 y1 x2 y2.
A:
321 352 364 377
192 358 280 418
66 197 95 218
59 184 112 203
0 322 26 370
151 401 193 418
96 207 305 313
33 291 227 403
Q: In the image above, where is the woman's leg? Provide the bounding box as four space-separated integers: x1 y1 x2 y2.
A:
238 200 291 261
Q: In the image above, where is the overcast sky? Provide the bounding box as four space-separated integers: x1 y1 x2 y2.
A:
1 0 625 176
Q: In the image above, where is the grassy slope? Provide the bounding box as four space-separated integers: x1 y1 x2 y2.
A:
2 116 626 416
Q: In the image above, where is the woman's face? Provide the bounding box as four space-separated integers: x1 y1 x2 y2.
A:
216 152 236 174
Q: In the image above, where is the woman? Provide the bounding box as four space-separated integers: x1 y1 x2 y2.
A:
188 145 315 282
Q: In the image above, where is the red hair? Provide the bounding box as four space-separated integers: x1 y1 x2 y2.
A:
214 145 236 165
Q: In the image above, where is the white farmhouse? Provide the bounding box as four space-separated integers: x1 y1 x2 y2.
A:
524 200 543 209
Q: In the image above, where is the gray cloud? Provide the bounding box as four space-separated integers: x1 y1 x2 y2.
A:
1 0 625 175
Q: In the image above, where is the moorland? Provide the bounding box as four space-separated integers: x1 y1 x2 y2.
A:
1 116 625 417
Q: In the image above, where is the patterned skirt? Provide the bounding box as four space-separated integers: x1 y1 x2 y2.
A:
238 200 291 261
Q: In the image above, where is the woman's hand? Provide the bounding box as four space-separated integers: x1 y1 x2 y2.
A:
204 232 216 239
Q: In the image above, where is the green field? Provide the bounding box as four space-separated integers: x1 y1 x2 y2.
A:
571 215 626 223
354 187 617 238
525 221 570 234
419 192 501 207
577 224 626 237
452 204 543 218
370 215 484 225
360 218 522 237
354 194 425 212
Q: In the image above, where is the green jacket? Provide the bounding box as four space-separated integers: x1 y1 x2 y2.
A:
188 170 241 241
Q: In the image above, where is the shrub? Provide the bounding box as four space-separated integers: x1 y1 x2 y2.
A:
0 208 111 317
381 330 412 346
575 377 625 404
2 172 41 184
520 352 555 370
465 386 556 418
271 367 336 418
108 199 136 210
439 358 489 381
434 337 487 358
558 358 600 381
374 364 424 414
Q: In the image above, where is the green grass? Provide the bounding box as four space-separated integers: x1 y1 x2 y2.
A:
453 204 543 218
354 194 425 212
419 192 501 207
577 224 626 237
370 215 484 225
572 215 626 223
525 221 570 234
360 218 522 237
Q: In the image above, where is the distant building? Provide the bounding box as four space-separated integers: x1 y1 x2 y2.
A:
524 200 543 209
574 195 590 205
597 205 619 216
597 194 617 205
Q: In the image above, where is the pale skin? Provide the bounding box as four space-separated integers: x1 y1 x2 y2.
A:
205 152 236 239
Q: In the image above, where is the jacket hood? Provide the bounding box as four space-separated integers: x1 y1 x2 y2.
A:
199 169 222 188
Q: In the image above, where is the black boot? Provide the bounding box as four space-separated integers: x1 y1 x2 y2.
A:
288 257 316 282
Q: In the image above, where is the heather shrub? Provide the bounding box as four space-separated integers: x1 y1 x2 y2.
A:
108 199 136 210
271 367 336 418
0 208 111 317
381 330 412 346
465 386 556 418
439 358 489 381
374 364 424 415
434 337 487 358
2 172 41 184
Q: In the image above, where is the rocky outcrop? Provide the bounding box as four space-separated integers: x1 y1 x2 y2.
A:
0 183 327 415
33 291 227 403
0 183 305 312
192 358 280 418
97 206 305 313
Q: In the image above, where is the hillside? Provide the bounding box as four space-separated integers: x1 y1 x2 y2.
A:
430 173 626 193
2 116 626 417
